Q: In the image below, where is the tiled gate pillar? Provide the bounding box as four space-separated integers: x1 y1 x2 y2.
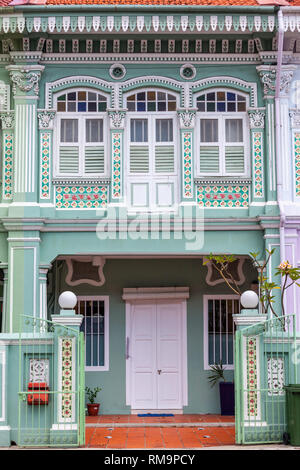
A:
233 308 267 443
50 304 83 446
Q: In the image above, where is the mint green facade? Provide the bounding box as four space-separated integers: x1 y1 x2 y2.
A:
0 4 290 445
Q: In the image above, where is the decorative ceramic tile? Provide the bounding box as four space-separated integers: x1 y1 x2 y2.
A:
3 133 13 200
295 133 300 198
111 132 122 199
183 131 193 198
247 337 258 417
267 357 285 396
40 132 51 199
61 338 73 420
253 131 264 198
56 185 108 209
197 184 249 208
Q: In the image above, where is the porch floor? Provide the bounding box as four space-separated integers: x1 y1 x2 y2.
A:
85 414 235 448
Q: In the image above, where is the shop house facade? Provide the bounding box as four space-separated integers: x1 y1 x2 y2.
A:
0 0 298 422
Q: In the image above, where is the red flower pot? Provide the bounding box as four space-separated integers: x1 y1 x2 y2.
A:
87 403 100 416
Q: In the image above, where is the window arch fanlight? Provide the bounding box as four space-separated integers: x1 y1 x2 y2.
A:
195 88 249 177
196 90 247 113
126 89 177 112
54 88 109 178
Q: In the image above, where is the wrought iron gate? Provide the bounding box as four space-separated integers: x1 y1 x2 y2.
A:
235 314 299 445
18 315 85 447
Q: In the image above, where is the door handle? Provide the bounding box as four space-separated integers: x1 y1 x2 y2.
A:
157 370 162 375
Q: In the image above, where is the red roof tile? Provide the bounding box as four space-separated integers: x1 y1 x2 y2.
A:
0 0 12 5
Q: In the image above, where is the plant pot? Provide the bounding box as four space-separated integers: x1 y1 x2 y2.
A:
87 403 100 416
219 382 235 416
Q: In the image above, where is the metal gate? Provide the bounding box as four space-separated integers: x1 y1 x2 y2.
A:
235 314 299 445
18 315 85 447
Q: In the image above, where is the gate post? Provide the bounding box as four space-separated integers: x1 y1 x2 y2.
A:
233 291 267 443
50 292 83 446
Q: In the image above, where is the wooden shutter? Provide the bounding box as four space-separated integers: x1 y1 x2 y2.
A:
199 146 219 173
84 146 105 173
155 145 174 173
59 146 79 173
225 146 244 173
129 146 149 173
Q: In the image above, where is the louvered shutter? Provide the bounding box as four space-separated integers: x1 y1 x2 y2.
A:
59 146 79 173
129 146 149 173
84 146 105 173
199 146 219 173
155 145 174 173
225 146 245 173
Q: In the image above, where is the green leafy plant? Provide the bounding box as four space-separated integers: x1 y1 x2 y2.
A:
85 386 102 404
203 254 241 296
207 361 226 388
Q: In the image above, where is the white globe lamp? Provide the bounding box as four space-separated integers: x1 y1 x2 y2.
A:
58 291 77 310
240 290 259 309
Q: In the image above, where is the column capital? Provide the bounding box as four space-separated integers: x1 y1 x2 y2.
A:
248 108 266 129
290 110 300 129
256 65 276 98
108 109 127 130
0 111 14 130
177 108 197 129
6 64 44 98
37 109 56 130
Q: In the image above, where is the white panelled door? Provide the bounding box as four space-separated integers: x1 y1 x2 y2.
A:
128 300 186 410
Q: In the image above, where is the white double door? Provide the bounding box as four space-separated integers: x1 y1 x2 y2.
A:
127 300 187 410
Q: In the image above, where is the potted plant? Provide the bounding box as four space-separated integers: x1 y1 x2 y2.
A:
85 386 102 416
208 361 234 416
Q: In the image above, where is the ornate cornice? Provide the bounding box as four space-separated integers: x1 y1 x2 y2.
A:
6 65 44 97
0 111 14 130
37 109 56 130
248 108 266 129
108 109 127 129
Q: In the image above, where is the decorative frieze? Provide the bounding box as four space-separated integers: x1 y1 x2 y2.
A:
60 338 74 421
197 184 249 208
55 185 108 209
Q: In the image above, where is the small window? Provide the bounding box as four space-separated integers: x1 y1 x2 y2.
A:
204 296 240 369
76 297 109 371
55 89 108 177
197 90 248 176
127 91 177 112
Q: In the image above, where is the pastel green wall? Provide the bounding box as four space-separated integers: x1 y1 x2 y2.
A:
55 257 257 414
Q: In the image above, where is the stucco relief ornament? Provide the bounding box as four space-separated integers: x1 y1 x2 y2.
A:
248 110 265 129
37 110 56 130
108 110 126 129
290 111 300 129
280 71 294 95
177 109 196 129
9 69 42 96
259 70 276 96
0 111 14 129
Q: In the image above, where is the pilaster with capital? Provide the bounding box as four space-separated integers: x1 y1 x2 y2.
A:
177 108 197 202
37 109 56 202
248 108 266 205
108 109 126 203
6 63 44 204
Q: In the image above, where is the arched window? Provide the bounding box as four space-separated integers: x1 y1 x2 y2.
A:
196 90 249 177
125 89 179 210
54 90 108 177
